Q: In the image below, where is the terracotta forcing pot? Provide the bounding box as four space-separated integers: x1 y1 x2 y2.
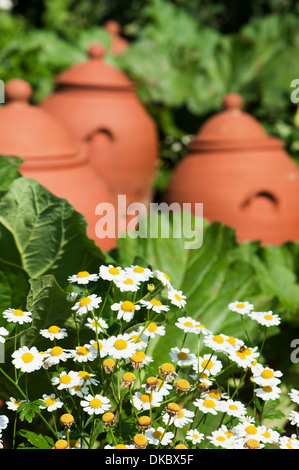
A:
164 93 299 246
41 43 158 221
104 21 129 56
0 78 118 251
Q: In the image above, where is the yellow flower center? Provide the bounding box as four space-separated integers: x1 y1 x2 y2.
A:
14 400 22 406
90 398 102 409
50 346 63 357
236 303 245 308
167 403 180 413
22 352 34 363
161 362 175 371
246 439 260 449
121 301 135 312
115 444 128 449
48 326 60 334
80 297 91 307
262 431 271 438
177 410 185 418
153 430 163 439
77 271 89 278
202 359 213 370
138 416 152 426
236 351 246 360
245 425 257 435
133 434 147 446
264 314 273 320
146 376 158 386
123 278 134 285
108 267 120 276
60 375 72 384
103 359 115 367
131 353 144 363
176 379 190 389
114 339 128 350
77 346 90 356
174 294 182 301
45 397 56 406
226 336 236 346
140 393 151 403
216 436 226 442
150 299 162 306
102 412 115 423
192 434 199 439
13 309 24 317
148 322 158 332
213 335 224 344
123 372 136 382
60 413 74 425
54 439 68 449
177 352 189 360
261 369 274 379
134 266 145 273
91 341 103 350
263 385 273 392
209 389 221 399
203 399 216 408
164 273 171 281
184 321 193 327
228 404 238 410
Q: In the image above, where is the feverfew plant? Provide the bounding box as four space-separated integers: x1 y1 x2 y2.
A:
0 267 298 449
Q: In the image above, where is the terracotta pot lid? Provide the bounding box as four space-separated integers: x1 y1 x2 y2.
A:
188 93 283 151
55 42 134 90
0 78 79 161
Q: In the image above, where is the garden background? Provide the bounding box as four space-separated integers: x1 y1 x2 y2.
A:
1 0 299 445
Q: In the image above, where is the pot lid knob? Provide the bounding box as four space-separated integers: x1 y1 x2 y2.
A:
6 78 32 103
222 93 243 110
88 43 106 60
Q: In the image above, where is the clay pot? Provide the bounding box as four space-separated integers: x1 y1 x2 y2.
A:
40 43 158 220
104 21 129 55
0 78 118 251
164 93 299 246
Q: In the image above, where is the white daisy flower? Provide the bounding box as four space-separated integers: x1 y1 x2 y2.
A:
203 333 231 353
105 333 138 359
40 325 68 341
114 276 141 292
80 394 111 415
66 292 79 302
3 308 32 325
155 378 173 396
40 394 64 412
140 322 166 338
233 419 264 441
51 371 80 390
71 344 98 363
251 365 283 387
169 347 196 366
228 300 254 315
145 426 174 446
289 389 299 404
0 327 8 343
186 429 204 445
0 415 8 431
139 299 170 314
105 444 135 449
162 408 195 428
259 426 281 444
6 397 27 411
111 300 141 323
71 294 102 316
68 270 99 285
69 382 89 398
126 331 148 349
254 384 282 401
153 270 173 289
11 346 43 373
131 391 163 411
85 316 109 333
248 310 281 327
288 410 299 426
207 426 238 448
192 354 223 377
43 346 72 367
125 265 153 282
193 397 221 415
88 338 109 358
279 434 299 449
228 346 259 370
175 316 197 333
167 289 186 309
217 399 247 418
99 264 125 282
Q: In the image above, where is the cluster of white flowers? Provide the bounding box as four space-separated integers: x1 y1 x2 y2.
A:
0 266 298 449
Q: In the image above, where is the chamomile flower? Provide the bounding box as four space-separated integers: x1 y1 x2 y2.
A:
193 397 221 415
289 388 299 404
259 426 280 444
40 325 68 341
127 331 148 349
114 276 141 292
168 289 186 309
217 399 247 418
111 300 141 322
71 344 98 363
228 346 259 370
99 264 125 282
155 378 173 396
252 365 283 387
186 429 204 445
139 299 170 314
71 294 102 316
3 308 32 325
40 394 64 412
162 408 195 428
51 371 80 390
85 316 108 334
233 419 264 441
169 347 196 366
69 382 89 398
0 415 8 431
80 394 111 415
207 426 239 449
145 427 174 446
68 271 99 285
204 333 231 353
279 434 299 449
105 333 138 359
254 384 282 401
6 397 27 411
140 322 166 338
153 270 173 289
43 346 72 367
228 300 254 315
131 391 163 411
0 327 8 343
175 316 197 333
77 370 99 387
11 346 43 373
126 265 153 282
89 338 109 358
288 410 299 426
248 310 281 327
192 353 223 377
